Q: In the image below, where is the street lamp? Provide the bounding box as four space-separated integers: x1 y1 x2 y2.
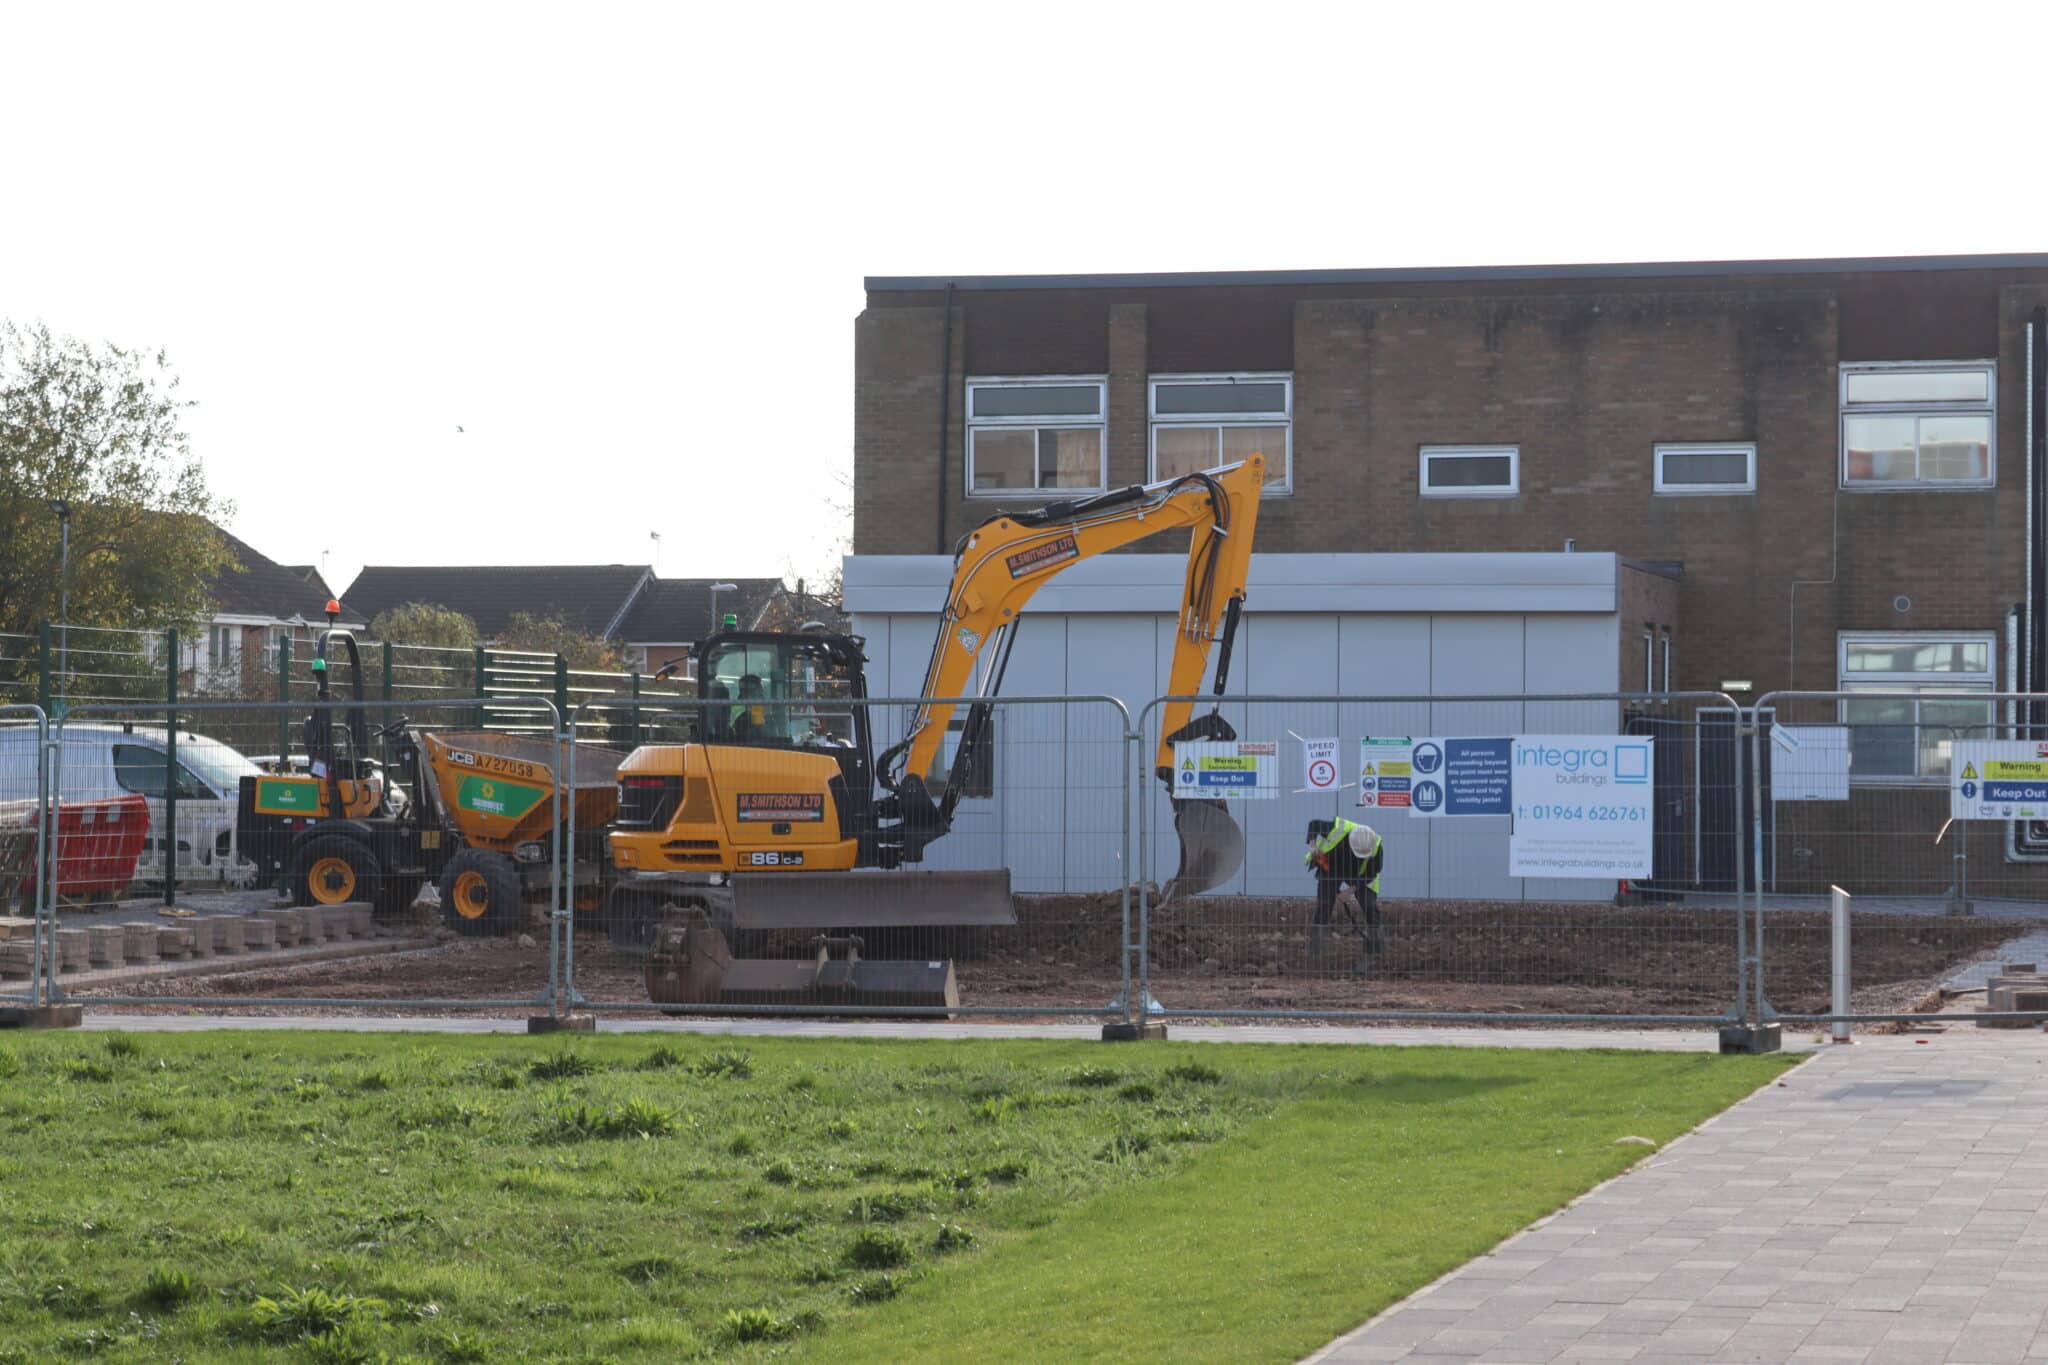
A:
707 582 739 637
47 500 69 712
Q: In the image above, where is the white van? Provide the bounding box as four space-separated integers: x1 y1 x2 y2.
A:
0 723 262 888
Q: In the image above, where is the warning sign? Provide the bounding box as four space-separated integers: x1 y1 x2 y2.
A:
1952 742 2048 820
1358 737 1413 808
1172 741 1278 800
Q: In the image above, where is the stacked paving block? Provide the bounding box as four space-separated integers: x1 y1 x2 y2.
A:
204 916 245 955
85 924 122 967
316 905 348 941
255 908 311 947
0 918 35 980
155 926 194 961
120 921 160 965
1978 963 2047 1027
240 917 278 951
53 929 89 973
344 903 374 939
181 921 212 959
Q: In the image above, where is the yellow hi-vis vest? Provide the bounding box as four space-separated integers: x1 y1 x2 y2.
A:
1306 818 1382 894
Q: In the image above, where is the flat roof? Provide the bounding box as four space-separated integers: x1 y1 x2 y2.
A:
866 251 2048 294
844 551 1645 616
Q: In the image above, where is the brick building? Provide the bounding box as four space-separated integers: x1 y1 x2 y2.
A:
852 254 2048 897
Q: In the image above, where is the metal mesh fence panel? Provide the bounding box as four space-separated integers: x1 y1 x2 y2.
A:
563 695 1131 1020
1135 693 1748 1022
40 698 565 1015
1753 691 2048 1023
0 706 47 1002
0 633 38 708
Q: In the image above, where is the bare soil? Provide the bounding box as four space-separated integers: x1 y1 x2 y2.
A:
75 894 2030 1024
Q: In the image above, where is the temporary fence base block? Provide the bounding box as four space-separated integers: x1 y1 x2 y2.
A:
1718 1023 1782 1054
0 1004 84 1030
527 1014 597 1034
1101 1021 1169 1041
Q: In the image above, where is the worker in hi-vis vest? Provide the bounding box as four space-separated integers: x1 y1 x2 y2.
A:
1304 818 1384 959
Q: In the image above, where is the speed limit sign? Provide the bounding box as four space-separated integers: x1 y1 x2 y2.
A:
1303 737 1339 791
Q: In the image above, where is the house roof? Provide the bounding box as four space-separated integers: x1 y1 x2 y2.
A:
615 578 785 642
210 530 361 624
340 565 653 638
865 250 2048 295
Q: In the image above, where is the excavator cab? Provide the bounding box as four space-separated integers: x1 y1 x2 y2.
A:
691 631 878 852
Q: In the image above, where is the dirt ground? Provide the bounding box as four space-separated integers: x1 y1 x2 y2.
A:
73 893 2031 1023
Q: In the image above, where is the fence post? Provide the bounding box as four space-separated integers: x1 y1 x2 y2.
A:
473 646 489 728
163 627 178 908
1830 885 1852 1044
629 671 642 748
35 722 52 1009
555 707 573 1019
553 656 570 733
1122 724 1137 1028
1749 702 1767 1022
1732 706 1749 1019
276 633 291 759
37 621 52 714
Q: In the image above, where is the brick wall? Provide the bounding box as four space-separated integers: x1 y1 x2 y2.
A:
857 269 2044 701
1616 565 1680 693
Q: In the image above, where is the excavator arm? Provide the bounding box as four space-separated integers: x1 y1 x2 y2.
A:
877 455 1263 893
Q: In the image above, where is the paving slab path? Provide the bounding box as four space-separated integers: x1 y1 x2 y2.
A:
1306 1033 2048 1364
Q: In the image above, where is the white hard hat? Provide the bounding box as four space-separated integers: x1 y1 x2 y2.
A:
1347 825 1379 858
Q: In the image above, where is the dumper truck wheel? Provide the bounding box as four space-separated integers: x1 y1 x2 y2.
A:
438 848 522 937
291 835 382 909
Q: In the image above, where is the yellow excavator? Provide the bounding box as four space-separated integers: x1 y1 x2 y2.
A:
606 455 1265 972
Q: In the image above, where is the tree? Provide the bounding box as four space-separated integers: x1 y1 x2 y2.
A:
500 611 628 671
0 321 233 642
368 601 479 649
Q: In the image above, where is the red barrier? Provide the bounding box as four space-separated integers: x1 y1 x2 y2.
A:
28 795 150 901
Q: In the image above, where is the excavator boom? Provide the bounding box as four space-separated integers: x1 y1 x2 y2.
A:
881 457 1264 894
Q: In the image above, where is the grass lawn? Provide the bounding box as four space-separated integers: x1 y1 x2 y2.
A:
0 1031 1794 1363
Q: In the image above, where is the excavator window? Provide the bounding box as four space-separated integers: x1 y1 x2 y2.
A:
701 638 858 750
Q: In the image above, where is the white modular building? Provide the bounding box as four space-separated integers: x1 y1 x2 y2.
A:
844 552 1692 901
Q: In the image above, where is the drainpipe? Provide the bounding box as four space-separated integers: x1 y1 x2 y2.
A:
2011 309 2048 862
2031 309 2046 710
935 281 956 555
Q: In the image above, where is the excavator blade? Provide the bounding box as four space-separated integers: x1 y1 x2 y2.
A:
1166 799 1244 900
730 869 1016 931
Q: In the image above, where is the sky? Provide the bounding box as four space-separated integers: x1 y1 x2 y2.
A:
4 1 2045 599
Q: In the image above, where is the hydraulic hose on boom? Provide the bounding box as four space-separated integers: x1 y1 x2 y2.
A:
875 456 1265 895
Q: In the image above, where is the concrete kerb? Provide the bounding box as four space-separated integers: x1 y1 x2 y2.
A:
1296 1049 1826 1365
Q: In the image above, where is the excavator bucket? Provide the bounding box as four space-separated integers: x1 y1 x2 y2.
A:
1165 798 1245 901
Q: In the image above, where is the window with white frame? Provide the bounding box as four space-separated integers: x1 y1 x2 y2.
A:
1840 362 1994 488
1655 442 1755 494
1419 445 1519 497
965 376 1107 495
1838 632 1997 781
1149 374 1291 492
210 625 239 671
